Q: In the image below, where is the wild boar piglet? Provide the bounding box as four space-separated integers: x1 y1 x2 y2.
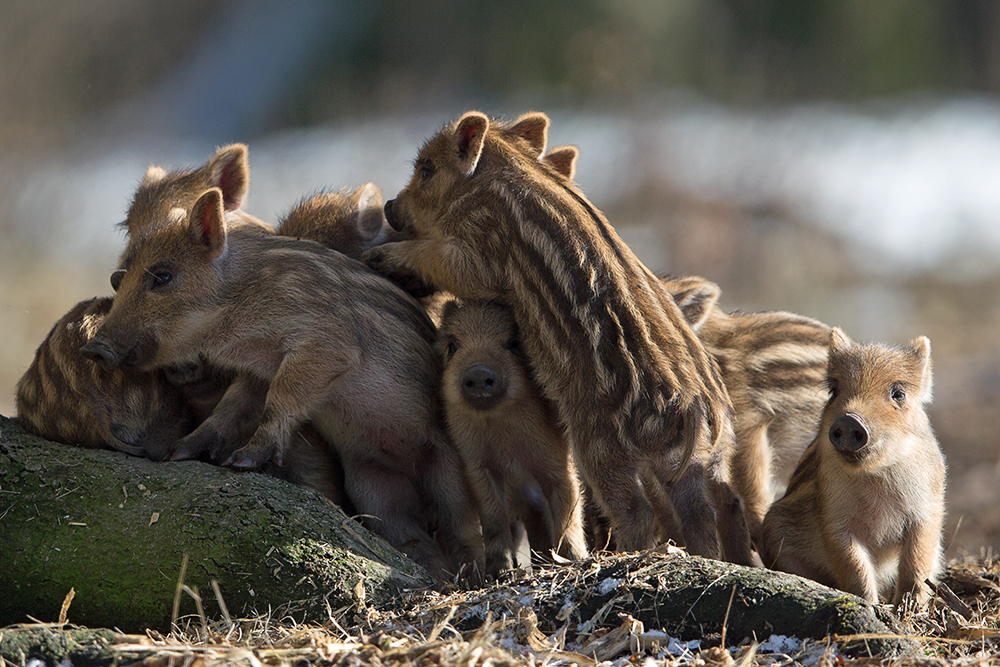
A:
82 187 484 582
365 111 752 564
761 327 946 606
439 298 587 578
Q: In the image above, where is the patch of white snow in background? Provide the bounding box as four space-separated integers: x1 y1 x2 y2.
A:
650 97 1000 271
8 98 1000 275
661 636 701 658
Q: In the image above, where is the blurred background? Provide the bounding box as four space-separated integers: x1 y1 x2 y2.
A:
1 0 998 557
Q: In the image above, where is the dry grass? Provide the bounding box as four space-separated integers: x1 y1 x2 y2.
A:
6 551 997 667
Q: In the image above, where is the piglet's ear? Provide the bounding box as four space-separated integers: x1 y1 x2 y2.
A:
207 144 250 211
830 327 853 353
188 188 227 259
909 335 934 402
351 183 385 243
510 112 549 157
543 145 579 180
142 165 168 186
453 112 489 176
665 276 720 332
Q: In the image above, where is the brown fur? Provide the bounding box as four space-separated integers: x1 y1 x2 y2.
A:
83 187 483 581
116 144 272 278
278 183 400 261
170 182 398 461
662 275 831 547
438 298 588 577
761 328 946 605
16 297 196 458
364 111 752 564
14 297 351 506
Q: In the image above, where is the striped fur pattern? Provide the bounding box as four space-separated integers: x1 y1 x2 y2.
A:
438 298 588 577
278 183 400 261
761 328 946 605
365 111 752 563
16 297 196 459
83 188 483 582
663 275 831 546
171 182 399 461
15 300 352 505
15 143 249 460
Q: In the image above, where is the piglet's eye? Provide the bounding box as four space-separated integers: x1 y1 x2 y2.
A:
890 385 905 403
149 269 173 290
419 160 435 182
110 269 125 292
827 379 839 399
445 340 458 359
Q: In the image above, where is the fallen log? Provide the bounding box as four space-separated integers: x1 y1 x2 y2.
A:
0 415 433 633
1 413 917 661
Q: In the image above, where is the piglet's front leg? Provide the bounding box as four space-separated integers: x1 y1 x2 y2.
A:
172 373 267 463
225 346 357 470
828 534 880 603
363 239 501 301
894 517 944 606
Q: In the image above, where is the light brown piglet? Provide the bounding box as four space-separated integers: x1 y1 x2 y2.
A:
438 298 588 577
761 328 946 606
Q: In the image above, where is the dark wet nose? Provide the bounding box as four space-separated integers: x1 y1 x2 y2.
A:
461 363 505 410
383 199 401 231
829 413 869 453
80 340 120 371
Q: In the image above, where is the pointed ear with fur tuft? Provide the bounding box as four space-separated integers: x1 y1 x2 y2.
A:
543 145 579 180
207 144 250 211
510 112 550 157
830 327 853 353
142 165 168 186
668 277 721 331
453 112 489 176
351 183 385 243
909 335 934 402
188 188 227 259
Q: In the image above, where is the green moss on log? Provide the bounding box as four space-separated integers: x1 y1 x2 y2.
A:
529 551 915 656
0 415 433 632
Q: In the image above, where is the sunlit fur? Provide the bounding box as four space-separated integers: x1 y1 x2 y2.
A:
663 275 831 547
365 111 752 564
761 328 946 606
278 183 401 261
85 187 483 582
118 144 272 273
439 298 588 577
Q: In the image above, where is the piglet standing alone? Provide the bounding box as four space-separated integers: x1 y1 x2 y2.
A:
761 328 946 605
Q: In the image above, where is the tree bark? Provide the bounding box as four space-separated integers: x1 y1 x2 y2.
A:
0 415 433 633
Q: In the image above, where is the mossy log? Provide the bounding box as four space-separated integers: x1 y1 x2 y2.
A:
1 413 917 663
0 415 433 633
524 550 917 656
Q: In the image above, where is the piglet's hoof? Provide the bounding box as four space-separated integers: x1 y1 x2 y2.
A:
224 446 280 470
170 447 196 461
